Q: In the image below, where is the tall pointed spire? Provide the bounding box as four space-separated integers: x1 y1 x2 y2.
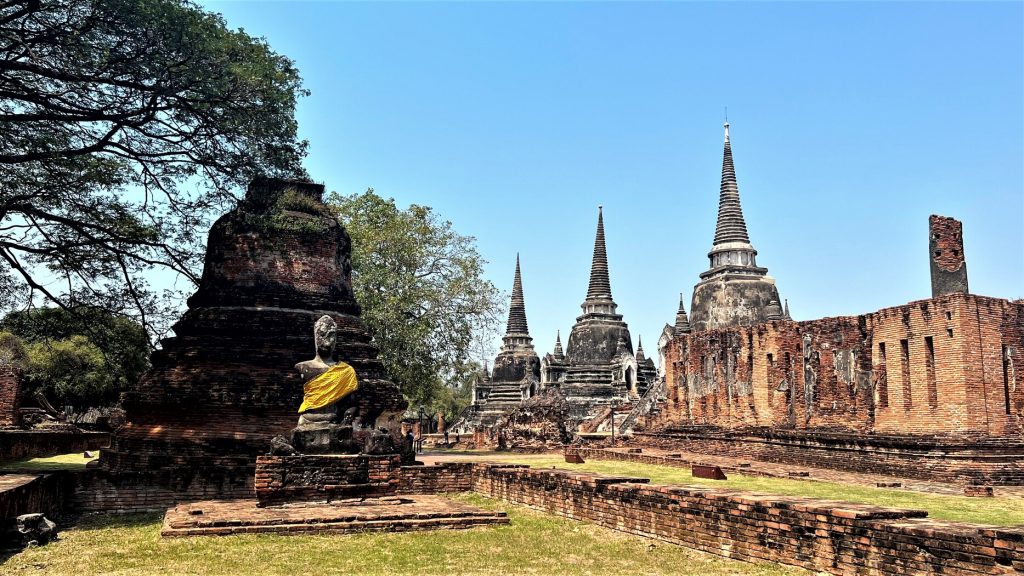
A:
586 206 612 300
580 206 618 316
714 121 751 245
502 254 532 349
674 292 692 335
553 330 564 360
636 335 646 362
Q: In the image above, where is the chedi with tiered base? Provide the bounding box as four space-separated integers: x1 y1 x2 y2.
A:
97 178 407 503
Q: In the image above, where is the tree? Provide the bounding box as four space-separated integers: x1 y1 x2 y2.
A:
327 190 503 409
1 307 150 407
0 0 308 336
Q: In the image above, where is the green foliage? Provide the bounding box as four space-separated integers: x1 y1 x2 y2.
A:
0 330 28 368
0 0 308 336
326 190 503 408
1 307 150 407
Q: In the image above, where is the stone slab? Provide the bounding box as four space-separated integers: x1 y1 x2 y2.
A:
160 495 508 537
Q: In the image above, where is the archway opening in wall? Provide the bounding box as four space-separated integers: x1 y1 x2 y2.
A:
625 366 635 395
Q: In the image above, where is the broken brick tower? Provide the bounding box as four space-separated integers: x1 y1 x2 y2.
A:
92 178 406 506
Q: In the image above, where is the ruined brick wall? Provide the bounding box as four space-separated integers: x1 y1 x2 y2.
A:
0 364 20 428
653 293 1023 437
930 215 969 297
0 473 71 523
395 463 476 494
470 465 1024 575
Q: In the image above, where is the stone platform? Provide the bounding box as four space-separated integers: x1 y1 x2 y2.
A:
160 495 509 537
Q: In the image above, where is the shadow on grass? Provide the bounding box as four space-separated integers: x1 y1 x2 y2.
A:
64 511 163 532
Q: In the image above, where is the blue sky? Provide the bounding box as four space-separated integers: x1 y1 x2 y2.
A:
201 1 1023 359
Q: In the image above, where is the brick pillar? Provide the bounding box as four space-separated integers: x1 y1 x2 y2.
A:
929 215 969 297
0 364 21 427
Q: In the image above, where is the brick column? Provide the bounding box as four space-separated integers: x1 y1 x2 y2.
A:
0 364 21 427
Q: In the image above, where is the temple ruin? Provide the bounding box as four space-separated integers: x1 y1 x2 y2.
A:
547 208 650 419
635 124 1023 486
689 122 787 332
86 178 408 506
465 255 541 428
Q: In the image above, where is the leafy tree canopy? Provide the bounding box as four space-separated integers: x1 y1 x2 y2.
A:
327 190 502 412
0 0 308 337
1 307 150 407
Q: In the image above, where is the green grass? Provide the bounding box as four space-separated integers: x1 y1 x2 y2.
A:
0 452 98 472
434 452 1024 527
0 494 803 576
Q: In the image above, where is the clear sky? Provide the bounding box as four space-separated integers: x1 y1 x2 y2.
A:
200 0 1023 361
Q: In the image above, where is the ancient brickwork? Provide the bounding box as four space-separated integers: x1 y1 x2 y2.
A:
930 215 969 296
0 474 70 524
254 454 401 506
470 464 1024 575
654 293 1023 437
100 178 406 501
0 364 19 428
395 462 476 494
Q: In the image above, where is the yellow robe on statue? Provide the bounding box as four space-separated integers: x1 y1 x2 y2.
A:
298 362 359 413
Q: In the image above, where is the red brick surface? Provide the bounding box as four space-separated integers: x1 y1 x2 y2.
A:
652 294 1022 437
0 365 20 428
254 454 401 506
160 494 509 537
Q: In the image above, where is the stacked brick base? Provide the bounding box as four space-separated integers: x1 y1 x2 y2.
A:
254 454 401 506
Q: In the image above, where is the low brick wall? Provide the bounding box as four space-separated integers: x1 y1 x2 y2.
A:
0 430 109 463
469 464 1024 575
396 462 475 494
568 446 782 478
0 473 70 523
634 428 1024 485
72 467 254 513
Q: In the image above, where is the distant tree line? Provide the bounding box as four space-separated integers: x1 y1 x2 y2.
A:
0 307 149 409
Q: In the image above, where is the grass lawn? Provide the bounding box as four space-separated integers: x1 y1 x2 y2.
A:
0 494 803 576
432 451 1024 527
0 452 98 472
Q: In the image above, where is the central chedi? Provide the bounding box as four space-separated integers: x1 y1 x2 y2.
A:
99 178 407 500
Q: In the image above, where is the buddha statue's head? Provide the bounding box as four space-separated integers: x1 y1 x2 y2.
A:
313 315 337 359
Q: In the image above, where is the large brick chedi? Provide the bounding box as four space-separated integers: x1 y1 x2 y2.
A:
99 178 406 498
689 122 785 332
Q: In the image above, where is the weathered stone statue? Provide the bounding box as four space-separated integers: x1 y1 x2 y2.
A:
296 316 356 426
291 315 360 453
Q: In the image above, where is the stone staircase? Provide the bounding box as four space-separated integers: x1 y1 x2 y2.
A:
619 377 667 434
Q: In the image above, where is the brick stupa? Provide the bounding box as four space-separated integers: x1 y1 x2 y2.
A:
99 178 406 499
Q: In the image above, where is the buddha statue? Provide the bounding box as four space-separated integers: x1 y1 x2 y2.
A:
290 315 361 452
